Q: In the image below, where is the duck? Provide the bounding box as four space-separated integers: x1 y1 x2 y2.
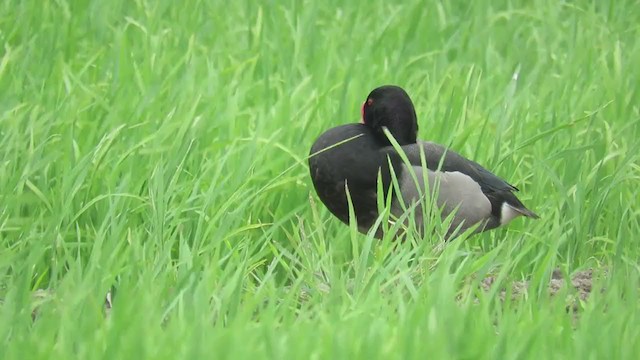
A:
308 85 539 239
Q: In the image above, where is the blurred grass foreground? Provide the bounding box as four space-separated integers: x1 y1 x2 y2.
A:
1 0 639 359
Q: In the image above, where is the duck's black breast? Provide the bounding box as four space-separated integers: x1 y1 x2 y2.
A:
308 124 399 230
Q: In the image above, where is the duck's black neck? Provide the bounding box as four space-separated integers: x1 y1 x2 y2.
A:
370 124 417 146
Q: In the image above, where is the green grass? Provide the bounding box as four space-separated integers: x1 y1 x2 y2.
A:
1 0 639 358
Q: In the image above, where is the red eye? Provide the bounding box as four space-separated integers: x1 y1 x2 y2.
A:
361 98 374 124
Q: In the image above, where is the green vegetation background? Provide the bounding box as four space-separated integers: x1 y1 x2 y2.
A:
1 0 638 358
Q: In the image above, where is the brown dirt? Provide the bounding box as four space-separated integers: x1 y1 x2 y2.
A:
477 267 608 311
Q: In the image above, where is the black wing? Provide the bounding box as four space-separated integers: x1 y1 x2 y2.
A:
400 141 519 194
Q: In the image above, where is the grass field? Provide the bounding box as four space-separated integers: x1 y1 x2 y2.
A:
1 0 639 358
